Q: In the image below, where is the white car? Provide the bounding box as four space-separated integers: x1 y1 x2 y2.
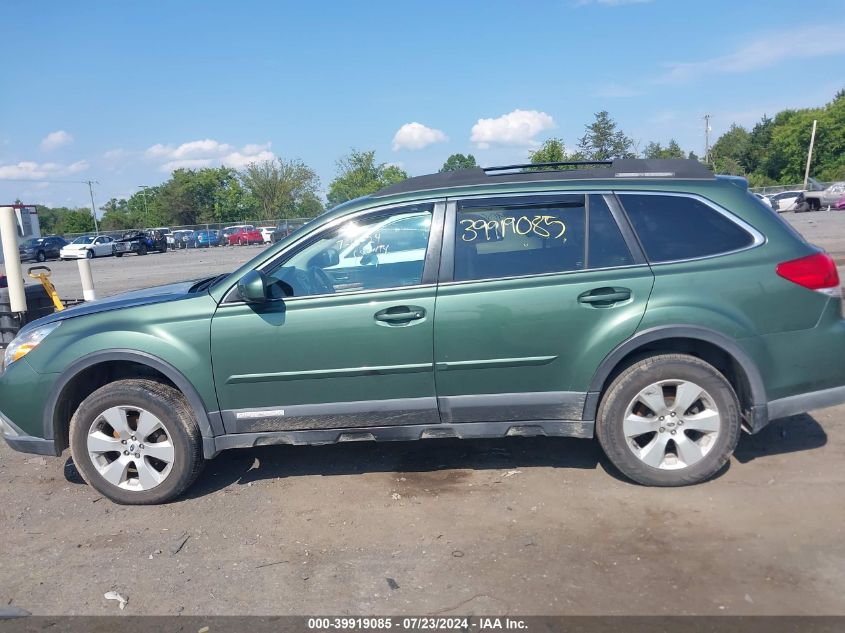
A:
258 226 275 243
59 235 115 260
766 190 804 213
753 193 772 208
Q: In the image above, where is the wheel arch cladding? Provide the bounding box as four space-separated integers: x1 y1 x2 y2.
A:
583 326 767 427
44 350 219 453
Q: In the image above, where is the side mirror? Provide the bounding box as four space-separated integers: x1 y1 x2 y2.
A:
237 270 269 303
309 248 339 269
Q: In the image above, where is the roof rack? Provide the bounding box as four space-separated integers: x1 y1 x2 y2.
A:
372 158 714 198
482 160 613 173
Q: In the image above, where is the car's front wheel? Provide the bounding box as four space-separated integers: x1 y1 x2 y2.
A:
596 353 740 487
69 379 205 504
86 250 94 259
36 250 47 263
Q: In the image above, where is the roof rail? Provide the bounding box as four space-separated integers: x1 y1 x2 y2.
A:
483 160 613 173
371 158 714 198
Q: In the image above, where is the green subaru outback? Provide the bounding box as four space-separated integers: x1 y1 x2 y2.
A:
2 159 844 504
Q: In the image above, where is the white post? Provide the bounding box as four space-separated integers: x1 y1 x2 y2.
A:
0 206 26 314
76 258 97 301
803 119 817 191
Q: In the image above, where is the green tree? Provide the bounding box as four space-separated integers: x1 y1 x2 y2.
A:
577 111 634 160
643 139 685 159
327 150 409 207
240 158 321 219
528 138 577 168
439 153 478 172
710 124 751 175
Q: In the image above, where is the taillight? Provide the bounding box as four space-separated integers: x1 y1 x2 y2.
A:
776 252 841 296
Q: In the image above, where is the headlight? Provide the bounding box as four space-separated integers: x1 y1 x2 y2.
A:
3 322 61 370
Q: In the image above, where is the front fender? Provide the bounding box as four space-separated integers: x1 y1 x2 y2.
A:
42 349 222 447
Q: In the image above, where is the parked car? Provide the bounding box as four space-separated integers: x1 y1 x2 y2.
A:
766 190 804 213
753 193 772 208
220 225 254 244
59 235 115 260
225 226 264 246
258 226 275 243
795 182 845 211
171 230 193 249
113 230 168 257
187 229 221 248
4 158 845 504
149 227 175 249
19 236 67 263
270 220 308 243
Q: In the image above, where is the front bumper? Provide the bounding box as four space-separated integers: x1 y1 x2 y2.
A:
0 410 58 456
60 251 88 259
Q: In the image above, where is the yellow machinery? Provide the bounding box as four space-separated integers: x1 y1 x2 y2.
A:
27 266 65 311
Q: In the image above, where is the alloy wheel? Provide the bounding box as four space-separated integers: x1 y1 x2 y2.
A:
85 406 175 490
622 379 721 470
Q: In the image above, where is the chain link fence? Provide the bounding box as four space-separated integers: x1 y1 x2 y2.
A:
749 181 832 196
63 218 314 241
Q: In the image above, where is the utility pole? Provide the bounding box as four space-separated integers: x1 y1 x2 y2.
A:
84 180 100 235
703 114 712 164
803 119 818 191
138 185 150 228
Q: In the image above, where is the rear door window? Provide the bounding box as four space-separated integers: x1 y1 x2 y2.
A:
454 196 586 282
452 194 636 282
618 194 754 263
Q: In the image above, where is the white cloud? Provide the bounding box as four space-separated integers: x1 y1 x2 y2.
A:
470 109 556 149
219 149 275 170
656 25 845 84
0 159 89 180
392 122 448 151
146 139 274 172
40 130 74 152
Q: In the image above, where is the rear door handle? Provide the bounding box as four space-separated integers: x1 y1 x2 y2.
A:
578 287 632 306
374 305 427 324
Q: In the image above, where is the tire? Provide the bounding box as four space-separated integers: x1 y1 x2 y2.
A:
115 253 123 258
69 378 205 504
138 244 147 256
86 250 94 259
596 353 741 487
36 250 46 263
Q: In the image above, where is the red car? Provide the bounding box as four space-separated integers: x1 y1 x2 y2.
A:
225 226 264 246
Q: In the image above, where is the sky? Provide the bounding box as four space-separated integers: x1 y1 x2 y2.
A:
1 0 844 212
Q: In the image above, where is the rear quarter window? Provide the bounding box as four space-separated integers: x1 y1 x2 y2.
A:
619 194 755 263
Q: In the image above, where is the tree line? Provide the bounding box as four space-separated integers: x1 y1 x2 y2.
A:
35 89 844 236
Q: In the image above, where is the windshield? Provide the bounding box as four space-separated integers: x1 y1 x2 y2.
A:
72 236 95 244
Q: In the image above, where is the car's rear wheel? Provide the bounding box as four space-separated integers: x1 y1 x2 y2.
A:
36 250 46 263
69 379 204 504
596 353 740 486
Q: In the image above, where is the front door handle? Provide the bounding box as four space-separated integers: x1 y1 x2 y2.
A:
578 287 632 306
374 305 427 324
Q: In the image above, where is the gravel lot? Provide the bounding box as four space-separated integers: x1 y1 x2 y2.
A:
1 212 844 616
